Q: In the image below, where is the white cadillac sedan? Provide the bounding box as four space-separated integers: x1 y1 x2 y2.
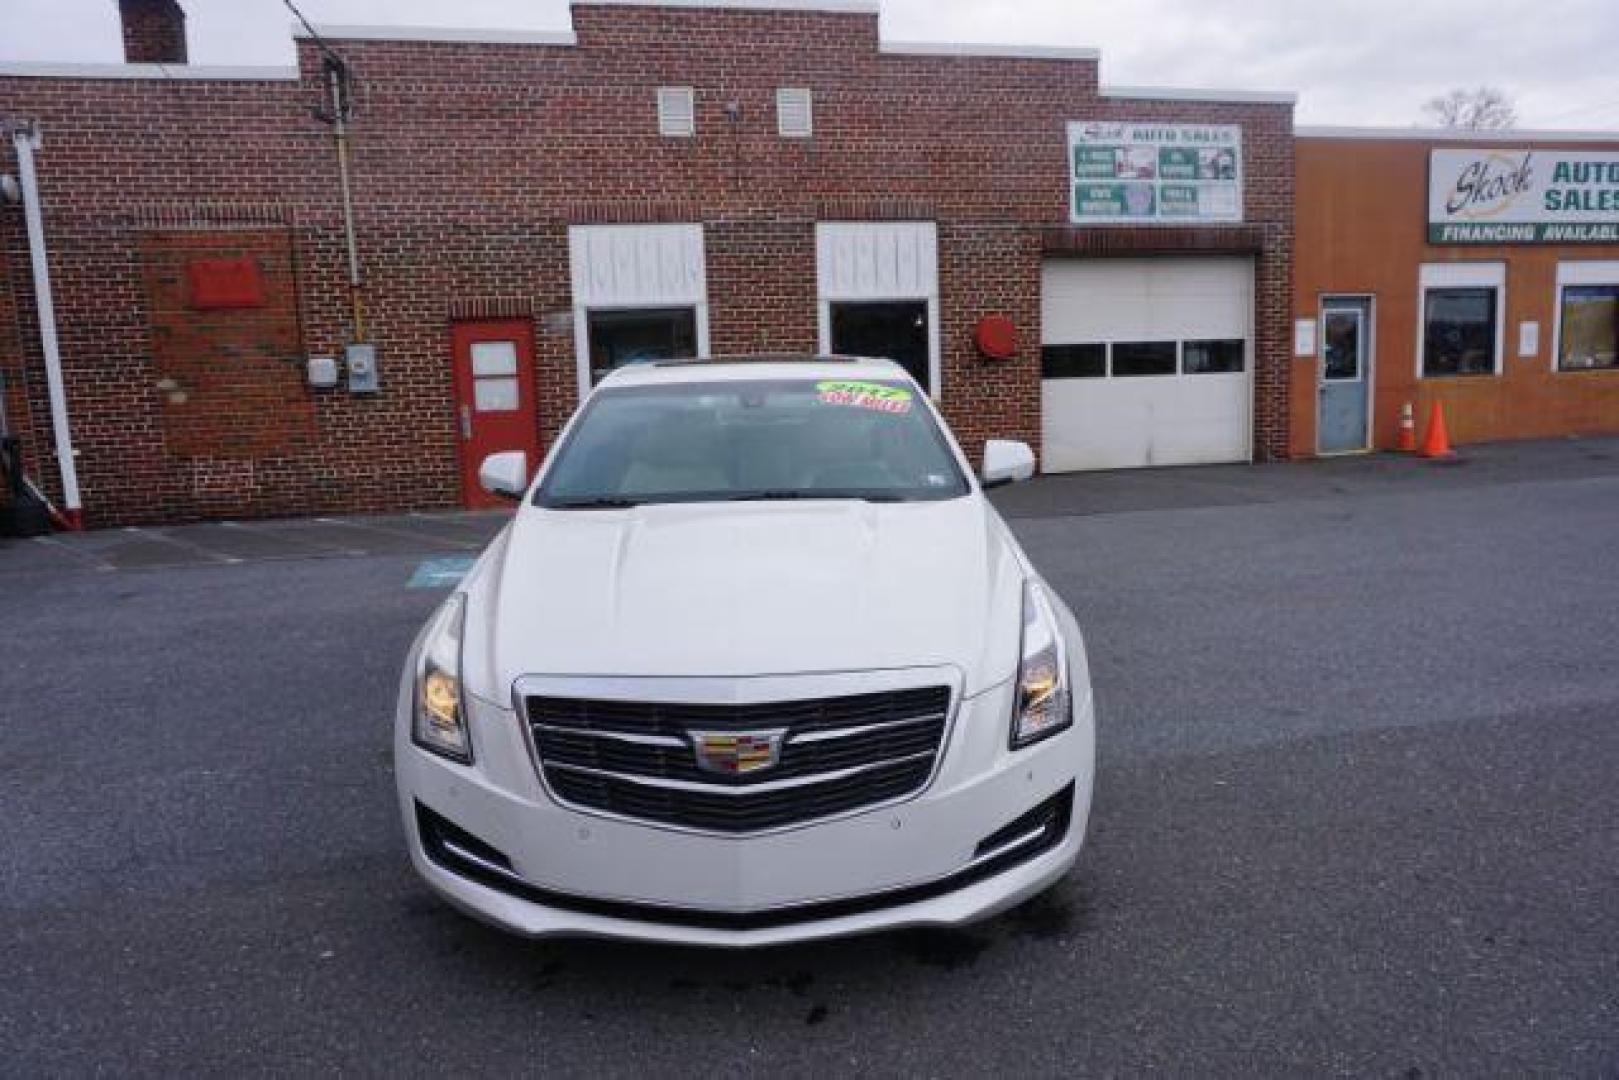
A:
395 358 1096 946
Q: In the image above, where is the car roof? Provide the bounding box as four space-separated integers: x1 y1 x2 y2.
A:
596 355 911 388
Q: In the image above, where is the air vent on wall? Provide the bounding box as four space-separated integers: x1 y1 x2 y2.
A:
658 87 696 137
777 87 813 138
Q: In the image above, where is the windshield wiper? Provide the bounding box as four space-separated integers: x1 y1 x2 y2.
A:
729 491 909 503
547 497 646 510
728 491 815 502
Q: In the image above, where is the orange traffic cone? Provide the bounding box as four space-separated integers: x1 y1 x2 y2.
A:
1396 403 1417 453
1419 401 1454 459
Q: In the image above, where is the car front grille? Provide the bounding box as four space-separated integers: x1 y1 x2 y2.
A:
525 685 953 833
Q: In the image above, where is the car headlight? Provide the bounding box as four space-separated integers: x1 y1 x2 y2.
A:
1011 580 1071 749
413 593 471 763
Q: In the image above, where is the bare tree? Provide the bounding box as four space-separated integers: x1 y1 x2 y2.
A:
1422 87 1518 130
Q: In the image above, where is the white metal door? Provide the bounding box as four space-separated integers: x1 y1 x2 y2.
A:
1040 257 1254 471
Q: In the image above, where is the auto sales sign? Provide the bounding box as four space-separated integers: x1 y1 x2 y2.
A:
1429 148 1619 244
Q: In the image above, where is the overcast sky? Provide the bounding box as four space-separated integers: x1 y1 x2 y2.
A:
5 0 1617 129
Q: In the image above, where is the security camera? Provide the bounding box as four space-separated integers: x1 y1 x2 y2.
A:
0 175 19 205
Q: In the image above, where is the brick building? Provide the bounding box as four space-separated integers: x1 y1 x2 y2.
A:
0 0 1295 526
1292 128 1619 456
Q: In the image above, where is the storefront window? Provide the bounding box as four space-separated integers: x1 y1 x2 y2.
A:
1558 285 1619 372
1041 344 1105 379
1422 287 1498 377
587 307 698 384
1111 342 1177 377
1182 339 1245 375
829 301 932 392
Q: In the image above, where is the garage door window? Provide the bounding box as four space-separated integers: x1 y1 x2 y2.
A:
1041 340 1246 378
1111 342 1178 377
1557 284 1619 372
1422 287 1499 377
1041 344 1106 379
1183 339 1245 375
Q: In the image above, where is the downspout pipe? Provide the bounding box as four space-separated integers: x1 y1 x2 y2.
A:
9 121 82 529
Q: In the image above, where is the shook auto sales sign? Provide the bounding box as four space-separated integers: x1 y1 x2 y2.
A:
1069 122 1243 224
1429 148 1619 244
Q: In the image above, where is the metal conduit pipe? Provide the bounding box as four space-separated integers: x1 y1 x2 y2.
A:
8 121 83 529
326 57 366 343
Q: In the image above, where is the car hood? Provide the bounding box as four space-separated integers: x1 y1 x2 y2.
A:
462 497 1026 701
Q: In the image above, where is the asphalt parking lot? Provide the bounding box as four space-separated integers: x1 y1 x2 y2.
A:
3 439 1618 1076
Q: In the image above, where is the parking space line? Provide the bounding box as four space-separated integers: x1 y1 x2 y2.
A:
221 521 367 558
317 516 481 552
143 527 242 565
30 535 116 572
404 510 507 541
408 556 478 588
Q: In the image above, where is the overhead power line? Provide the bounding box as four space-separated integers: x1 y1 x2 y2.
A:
281 0 345 71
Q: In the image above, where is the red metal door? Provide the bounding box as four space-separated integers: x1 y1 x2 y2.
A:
450 320 541 510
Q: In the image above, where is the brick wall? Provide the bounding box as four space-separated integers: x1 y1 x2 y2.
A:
0 2 1294 525
0 241 24 506
0 215 49 505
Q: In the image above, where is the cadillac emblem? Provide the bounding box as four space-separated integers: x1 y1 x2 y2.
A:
691 729 786 776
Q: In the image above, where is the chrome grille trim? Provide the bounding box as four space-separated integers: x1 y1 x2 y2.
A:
786 712 947 745
514 674 959 835
529 724 685 748
964 822 1052 870
543 749 938 795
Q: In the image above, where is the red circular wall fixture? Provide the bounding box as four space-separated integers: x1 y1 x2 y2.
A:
974 315 1018 361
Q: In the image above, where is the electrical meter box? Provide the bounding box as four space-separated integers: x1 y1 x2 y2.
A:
345 343 379 394
306 356 338 389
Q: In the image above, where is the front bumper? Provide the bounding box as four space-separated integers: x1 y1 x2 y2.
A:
395 675 1096 947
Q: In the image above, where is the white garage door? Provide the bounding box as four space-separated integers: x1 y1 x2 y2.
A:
1041 257 1254 472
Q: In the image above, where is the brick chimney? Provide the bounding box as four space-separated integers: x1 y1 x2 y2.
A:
118 0 188 65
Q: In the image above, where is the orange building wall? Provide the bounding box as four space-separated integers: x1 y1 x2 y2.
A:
1292 137 1619 457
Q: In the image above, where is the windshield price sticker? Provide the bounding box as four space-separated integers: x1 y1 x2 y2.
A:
816 380 913 414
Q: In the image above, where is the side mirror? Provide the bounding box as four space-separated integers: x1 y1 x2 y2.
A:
478 451 529 501
981 440 1035 489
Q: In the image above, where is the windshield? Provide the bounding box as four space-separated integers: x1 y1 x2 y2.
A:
536 377 971 507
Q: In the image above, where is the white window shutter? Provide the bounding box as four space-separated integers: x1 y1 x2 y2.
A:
777 87 813 138
657 87 695 137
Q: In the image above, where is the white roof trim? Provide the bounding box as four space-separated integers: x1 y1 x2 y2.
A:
1299 124 1619 143
1101 85 1297 105
0 62 299 81
880 41 1100 61
576 0 879 12
298 24 578 45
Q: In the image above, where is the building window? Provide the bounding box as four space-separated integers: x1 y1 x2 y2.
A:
469 341 521 411
586 308 698 384
1183 339 1245 375
568 224 708 397
829 301 931 391
777 88 813 138
816 222 940 395
1111 341 1178 377
1039 340 1247 379
657 87 695 137
1558 284 1619 372
1041 344 1106 379
1422 287 1499 377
